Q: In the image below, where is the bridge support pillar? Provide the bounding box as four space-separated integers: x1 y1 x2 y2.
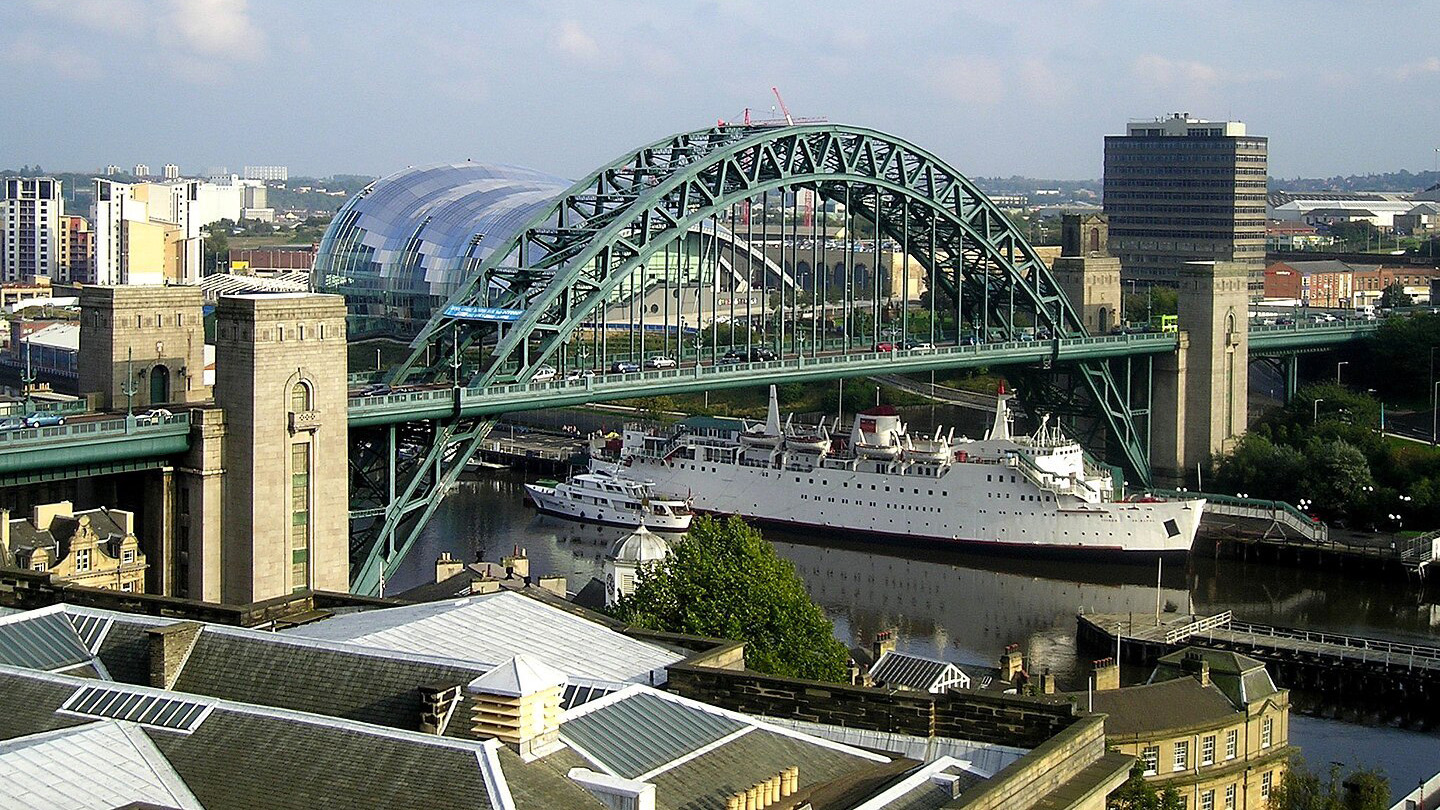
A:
77 286 209 411
1150 333 1188 487
1283 355 1299 403
1152 261 1250 487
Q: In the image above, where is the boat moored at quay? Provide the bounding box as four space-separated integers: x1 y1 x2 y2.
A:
597 386 1203 559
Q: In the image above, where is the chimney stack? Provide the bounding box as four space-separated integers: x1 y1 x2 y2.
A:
147 622 202 689
435 552 465 584
1001 644 1025 682
1092 657 1120 691
872 629 897 662
1182 651 1211 687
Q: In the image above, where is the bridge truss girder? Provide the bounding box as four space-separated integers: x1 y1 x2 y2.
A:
350 124 1153 594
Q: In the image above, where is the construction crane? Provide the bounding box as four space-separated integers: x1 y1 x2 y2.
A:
771 87 794 126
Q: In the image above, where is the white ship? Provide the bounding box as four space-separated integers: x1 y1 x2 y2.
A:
601 385 1203 558
524 470 693 532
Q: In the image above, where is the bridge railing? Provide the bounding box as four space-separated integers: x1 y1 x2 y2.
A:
0 412 192 448
1164 611 1233 644
1223 620 1440 669
1148 489 1327 543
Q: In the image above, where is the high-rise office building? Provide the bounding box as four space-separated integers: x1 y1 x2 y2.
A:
1103 113 1267 293
2 177 64 282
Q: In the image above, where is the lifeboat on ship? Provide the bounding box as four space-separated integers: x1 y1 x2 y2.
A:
784 432 831 454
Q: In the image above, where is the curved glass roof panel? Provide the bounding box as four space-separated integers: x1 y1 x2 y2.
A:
315 161 571 335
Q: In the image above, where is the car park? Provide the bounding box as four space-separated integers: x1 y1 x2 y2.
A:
643 356 677 369
609 361 640 374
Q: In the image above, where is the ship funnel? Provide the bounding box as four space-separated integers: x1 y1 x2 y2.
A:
766 385 782 435
989 384 1013 441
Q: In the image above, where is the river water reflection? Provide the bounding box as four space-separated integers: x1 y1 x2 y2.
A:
391 467 1440 803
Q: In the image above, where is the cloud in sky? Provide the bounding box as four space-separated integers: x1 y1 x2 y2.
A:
0 1 1436 179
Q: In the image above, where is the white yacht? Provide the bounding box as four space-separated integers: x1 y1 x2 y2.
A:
524 470 692 532
600 385 1204 559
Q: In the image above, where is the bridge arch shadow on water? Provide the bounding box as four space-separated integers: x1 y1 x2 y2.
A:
336 124 1166 594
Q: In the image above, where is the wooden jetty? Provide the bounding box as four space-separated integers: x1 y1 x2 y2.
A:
1078 610 1440 724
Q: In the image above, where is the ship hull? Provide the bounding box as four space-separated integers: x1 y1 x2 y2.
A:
614 455 1202 556
523 483 692 533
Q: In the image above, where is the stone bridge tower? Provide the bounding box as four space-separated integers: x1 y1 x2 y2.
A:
1051 214 1122 335
1151 261 1249 486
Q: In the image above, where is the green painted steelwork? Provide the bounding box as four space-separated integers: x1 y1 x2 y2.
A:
1248 320 1379 353
347 123 1169 595
0 458 173 489
348 333 1179 427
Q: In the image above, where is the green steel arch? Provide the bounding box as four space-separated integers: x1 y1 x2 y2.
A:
352 124 1151 594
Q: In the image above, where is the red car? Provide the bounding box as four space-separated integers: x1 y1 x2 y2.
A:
873 342 895 352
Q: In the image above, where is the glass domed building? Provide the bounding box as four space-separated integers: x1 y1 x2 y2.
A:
314 161 572 336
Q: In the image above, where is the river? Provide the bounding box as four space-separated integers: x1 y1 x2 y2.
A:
387 400 1440 803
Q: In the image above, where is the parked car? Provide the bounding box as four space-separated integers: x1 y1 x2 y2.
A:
530 365 557 383
748 347 778 361
609 361 640 374
643 356 677 369
359 383 392 397
872 342 895 352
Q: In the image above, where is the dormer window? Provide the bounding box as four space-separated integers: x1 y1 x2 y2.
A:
74 548 92 573
122 549 136 564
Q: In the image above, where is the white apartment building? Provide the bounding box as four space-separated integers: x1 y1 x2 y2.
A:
243 165 289 182
2 177 64 282
163 163 181 180
94 176 258 285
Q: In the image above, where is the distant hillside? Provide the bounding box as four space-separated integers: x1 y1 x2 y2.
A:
1268 170 1440 194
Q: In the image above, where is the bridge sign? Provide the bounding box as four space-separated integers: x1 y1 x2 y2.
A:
443 305 526 322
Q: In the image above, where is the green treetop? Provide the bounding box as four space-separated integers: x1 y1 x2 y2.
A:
610 515 851 682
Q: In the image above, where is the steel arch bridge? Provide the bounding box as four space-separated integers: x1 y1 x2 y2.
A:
348 123 1153 594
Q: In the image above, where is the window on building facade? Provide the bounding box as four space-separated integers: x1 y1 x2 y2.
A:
122 549 135 564
1173 740 1189 772
1225 729 1237 759
1200 789 1214 810
291 381 311 413
1261 717 1273 748
121 581 134 592
1201 734 1215 765
75 548 91 572
1141 745 1159 776
1224 784 1236 809
291 442 311 592
1261 771 1273 798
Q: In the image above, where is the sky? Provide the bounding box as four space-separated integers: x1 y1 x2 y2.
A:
3 0 1438 182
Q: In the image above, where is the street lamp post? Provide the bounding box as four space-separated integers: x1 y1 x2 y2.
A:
1313 398 1325 424
1433 381 1440 446
1336 361 1348 384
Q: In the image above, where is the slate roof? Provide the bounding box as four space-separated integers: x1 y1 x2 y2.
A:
1083 677 1240 736
869 651 968 693
849 756 991 810
0 722 204 810
168 628 488 730
286 590 685 684
1151 647 1280 708
92 618 159 685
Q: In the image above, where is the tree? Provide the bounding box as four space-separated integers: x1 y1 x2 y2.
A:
1107 766 1184 810
1378 282 1412 309
1122 286 1178 325
1268 757 1388 810
611 515 851 682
